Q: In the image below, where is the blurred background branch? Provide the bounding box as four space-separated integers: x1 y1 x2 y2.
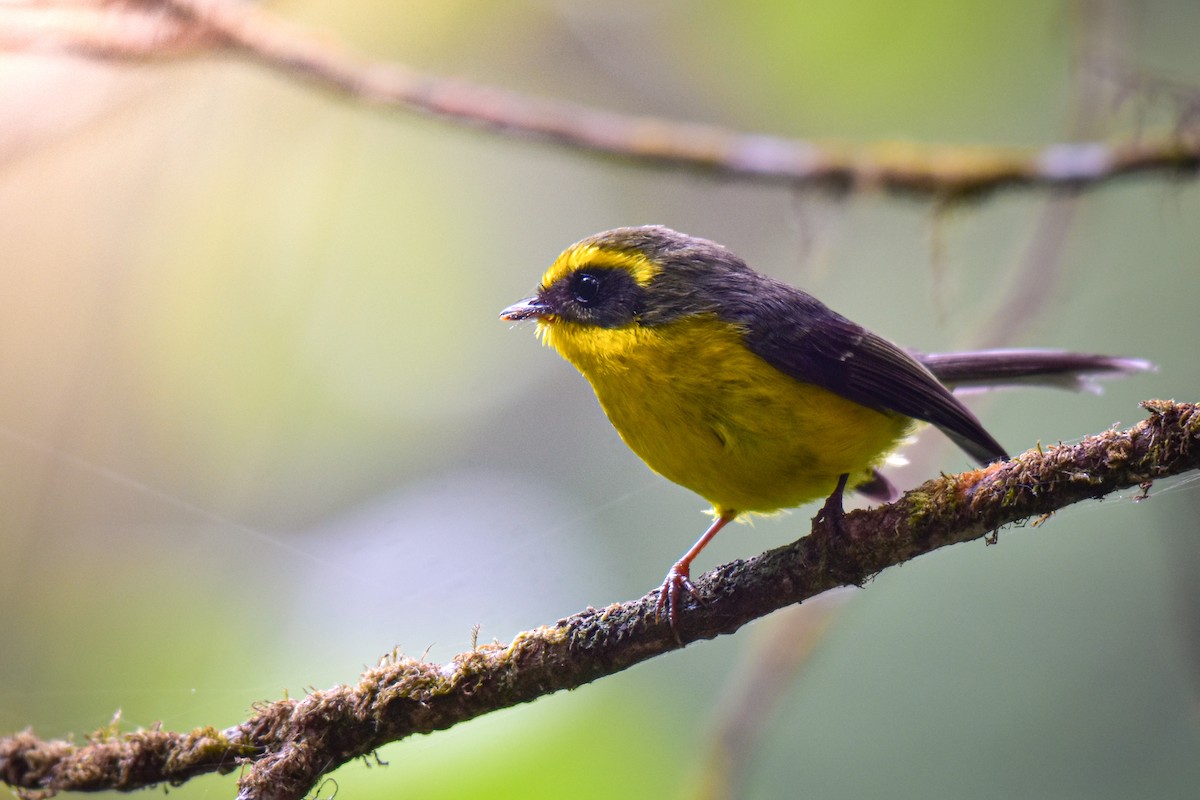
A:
1 0 1198 195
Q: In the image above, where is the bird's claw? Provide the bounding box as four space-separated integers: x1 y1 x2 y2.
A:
814 494 844 533
814 472 850 536
655 564 704 636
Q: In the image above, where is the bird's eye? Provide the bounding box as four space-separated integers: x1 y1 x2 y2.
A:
572 272 602 305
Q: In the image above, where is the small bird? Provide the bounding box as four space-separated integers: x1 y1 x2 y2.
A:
501 226 1150 629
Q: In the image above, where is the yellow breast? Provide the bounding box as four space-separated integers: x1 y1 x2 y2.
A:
540 314 913 516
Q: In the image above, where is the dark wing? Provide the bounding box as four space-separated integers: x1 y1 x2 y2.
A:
736 285 1008 465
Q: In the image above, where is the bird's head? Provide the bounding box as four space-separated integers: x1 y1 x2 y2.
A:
500 226 761 368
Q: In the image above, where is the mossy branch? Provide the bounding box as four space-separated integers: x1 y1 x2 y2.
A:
1 400 1196 798
2 1 1199 197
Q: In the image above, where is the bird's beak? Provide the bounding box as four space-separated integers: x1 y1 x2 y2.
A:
500 296 549 321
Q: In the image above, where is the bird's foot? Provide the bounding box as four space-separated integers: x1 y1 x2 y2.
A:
653 511 733 640
655 563 705 640
815 472 851 537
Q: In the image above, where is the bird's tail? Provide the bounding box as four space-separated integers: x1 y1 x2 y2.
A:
918 349 1154 394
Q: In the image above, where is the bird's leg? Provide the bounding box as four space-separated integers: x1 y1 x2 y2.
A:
656 510 736 634
815 472 851 536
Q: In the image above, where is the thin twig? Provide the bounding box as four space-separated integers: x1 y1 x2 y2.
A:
161 0 1200 198
2 400 1196 799
1 1 1198 196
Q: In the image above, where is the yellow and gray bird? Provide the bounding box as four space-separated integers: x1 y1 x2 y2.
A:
501 226 1150 627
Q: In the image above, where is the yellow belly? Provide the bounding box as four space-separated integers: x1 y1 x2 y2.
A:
542 315 913 516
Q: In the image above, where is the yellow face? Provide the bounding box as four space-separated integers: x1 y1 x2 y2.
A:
526 241 666 373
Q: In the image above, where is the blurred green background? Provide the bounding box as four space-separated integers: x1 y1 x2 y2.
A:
1 1 1198 797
